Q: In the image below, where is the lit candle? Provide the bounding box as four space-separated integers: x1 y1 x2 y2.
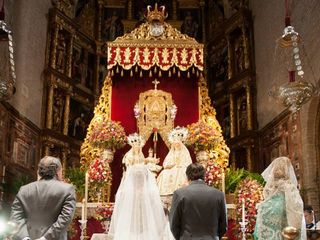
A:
242 198 246 224
81 199 85 221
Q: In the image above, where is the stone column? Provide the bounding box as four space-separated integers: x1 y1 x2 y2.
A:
241 24 250 70
66 33 74 78
246 146 253 171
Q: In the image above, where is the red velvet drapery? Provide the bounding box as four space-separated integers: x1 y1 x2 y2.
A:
109 75 199 199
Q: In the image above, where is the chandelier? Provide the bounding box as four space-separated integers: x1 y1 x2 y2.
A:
271 1 317 112
0 19 16 101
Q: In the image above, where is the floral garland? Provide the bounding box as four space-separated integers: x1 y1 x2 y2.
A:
88 157 112 184
95 203 114 221
186 121 220 152
235 178 264 234
205 161 222 188
88 119 127 150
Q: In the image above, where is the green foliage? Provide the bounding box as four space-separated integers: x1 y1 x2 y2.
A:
65 167 85 198
225 168 246 193
225 168 265 193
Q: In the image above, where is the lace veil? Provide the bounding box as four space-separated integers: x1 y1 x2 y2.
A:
261 156 306 239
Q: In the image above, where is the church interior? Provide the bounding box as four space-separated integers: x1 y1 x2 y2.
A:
0 0 320 239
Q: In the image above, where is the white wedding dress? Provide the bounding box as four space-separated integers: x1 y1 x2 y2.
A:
108 152 171 240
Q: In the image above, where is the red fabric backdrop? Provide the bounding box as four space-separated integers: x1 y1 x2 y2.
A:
110 75 199 199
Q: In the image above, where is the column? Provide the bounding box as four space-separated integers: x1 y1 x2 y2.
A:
172 0 178 20
127 0 133 20
229 93 236 138
63 88 71 135
241 24 250 70
246 84 253 130
50 24 60 69
200 1 206 42
226 36 233 79
246 146 253 171
46 77 56 129
97 1 104 41
66 33 74 78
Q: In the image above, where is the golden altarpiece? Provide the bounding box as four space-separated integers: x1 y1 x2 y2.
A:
205 0 257 171
79 4 230 203
40 0 214 169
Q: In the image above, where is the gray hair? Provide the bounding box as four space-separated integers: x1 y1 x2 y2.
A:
38 156 62 180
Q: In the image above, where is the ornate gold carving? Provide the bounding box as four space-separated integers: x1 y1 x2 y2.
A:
136 84 175 147
146 4 168 23
76 2 95 37
198 75 230 168
80 76 112 167
52 0 75 18
108 21 202 46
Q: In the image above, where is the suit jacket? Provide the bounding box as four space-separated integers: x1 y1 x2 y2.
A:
169 180 227 240
10 178 76 240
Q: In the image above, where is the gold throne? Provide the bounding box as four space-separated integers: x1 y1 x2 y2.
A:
136 80 176 148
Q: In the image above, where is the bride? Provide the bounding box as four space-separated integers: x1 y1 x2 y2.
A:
108 133 168 240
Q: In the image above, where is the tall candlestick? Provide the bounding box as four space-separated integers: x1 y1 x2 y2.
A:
84 172 89 220
2 165 5 184
81 199 85 221
242 198 246 224
221 171 225 193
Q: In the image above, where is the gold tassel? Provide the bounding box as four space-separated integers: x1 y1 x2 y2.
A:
187 71 190 78
135 65 138 73
116 66 119 74
177 70 181 78
154 67 157 74
111 69 114 77
140 70 143 77
168 69 171 77
149 70 152 77
173 67 176 74
159 71 162 77
130 69 133 77
121 69 124 77
196 70 200 77
192 67 195 74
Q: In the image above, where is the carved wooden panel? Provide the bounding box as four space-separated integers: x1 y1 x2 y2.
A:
259 111 303 186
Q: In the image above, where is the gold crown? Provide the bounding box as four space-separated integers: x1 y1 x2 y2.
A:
146 3 168 23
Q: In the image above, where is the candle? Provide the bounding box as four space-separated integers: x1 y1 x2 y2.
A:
221 171 225 193
242 198 246 224
84 172 89 220
81 199 85 221
2 165 5 184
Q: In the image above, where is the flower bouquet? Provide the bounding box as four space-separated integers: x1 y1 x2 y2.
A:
205 161 222 188
95 203 114 221
186 121 220 152
88 157 112 185
88 119 126 150
235 178 264 233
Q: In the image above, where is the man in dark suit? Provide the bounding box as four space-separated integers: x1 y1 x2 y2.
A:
10 156 76 240
169 163 227 240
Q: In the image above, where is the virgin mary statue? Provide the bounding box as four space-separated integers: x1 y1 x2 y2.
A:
108 133 167 240
157 127 193 196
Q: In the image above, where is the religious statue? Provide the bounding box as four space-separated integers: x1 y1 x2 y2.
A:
144 148 162 176
52 93 64 132
56 34 67 73
122 133 145 168
72 113 86 139
234 36 245 73
157 126 193 196
103 11 124 41
181 11 199 40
